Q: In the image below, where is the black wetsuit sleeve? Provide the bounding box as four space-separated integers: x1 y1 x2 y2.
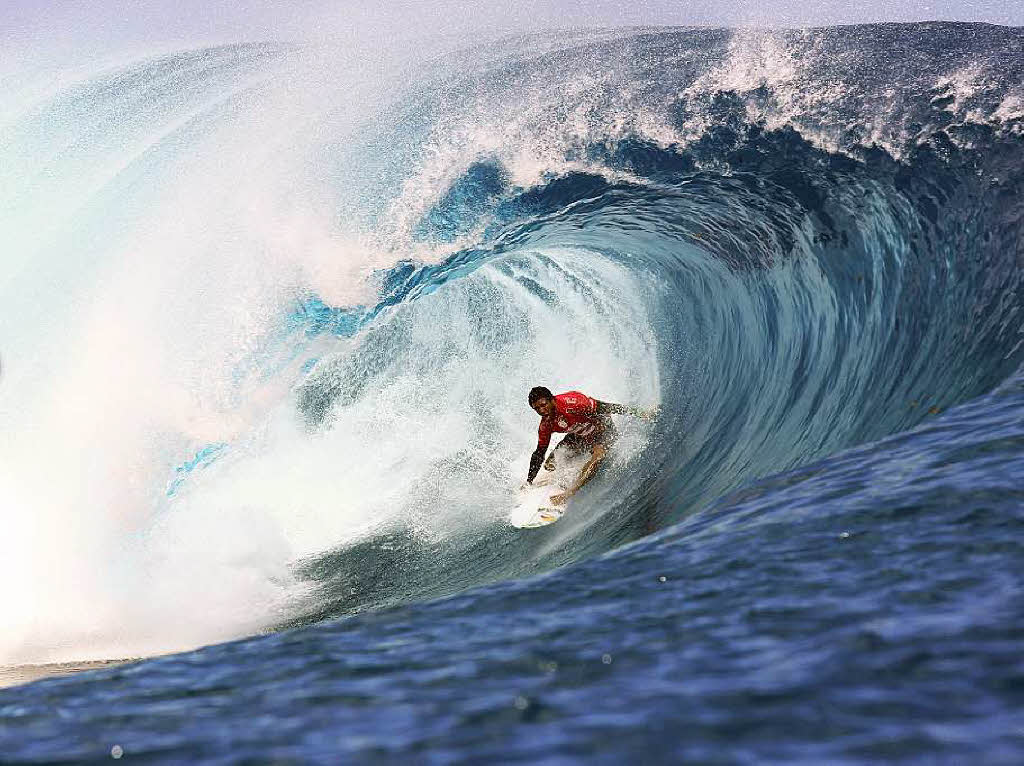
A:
527 448 546 484
527 427 552 484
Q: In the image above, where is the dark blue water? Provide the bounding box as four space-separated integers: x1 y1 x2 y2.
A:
2 22 1023 763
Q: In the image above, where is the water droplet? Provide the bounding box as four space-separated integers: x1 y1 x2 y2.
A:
111 745 124 759
602 653 613 665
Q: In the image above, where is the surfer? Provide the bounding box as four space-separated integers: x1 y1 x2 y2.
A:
526 386 657 506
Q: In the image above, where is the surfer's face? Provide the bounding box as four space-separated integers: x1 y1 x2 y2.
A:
532 397 554 417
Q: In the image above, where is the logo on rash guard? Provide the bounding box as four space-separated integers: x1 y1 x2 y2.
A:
557 419 568 429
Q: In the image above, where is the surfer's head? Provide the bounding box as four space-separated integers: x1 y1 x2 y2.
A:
528 386 555 416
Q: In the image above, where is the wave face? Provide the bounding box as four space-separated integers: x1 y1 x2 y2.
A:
279 23 1023 625
1 22 1022 744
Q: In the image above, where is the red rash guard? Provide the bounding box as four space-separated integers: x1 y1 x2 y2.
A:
536 391 602 453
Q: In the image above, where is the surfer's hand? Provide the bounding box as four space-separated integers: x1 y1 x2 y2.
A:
543 455 555 471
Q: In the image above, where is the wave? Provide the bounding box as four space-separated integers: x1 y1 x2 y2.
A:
1 23 1021 662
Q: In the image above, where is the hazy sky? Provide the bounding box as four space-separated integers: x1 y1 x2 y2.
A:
2 0 1021 67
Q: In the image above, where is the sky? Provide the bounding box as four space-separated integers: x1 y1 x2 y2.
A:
2 0 1021 60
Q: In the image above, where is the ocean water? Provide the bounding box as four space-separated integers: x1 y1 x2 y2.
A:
1 22 1022 763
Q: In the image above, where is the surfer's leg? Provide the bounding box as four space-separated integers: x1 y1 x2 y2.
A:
550 443 607 505
571 444 607 492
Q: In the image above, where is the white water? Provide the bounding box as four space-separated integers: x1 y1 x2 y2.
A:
0 57 660 667
0 22 680 665
0 44 405 663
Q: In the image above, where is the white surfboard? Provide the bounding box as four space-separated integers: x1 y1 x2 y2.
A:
510 481 566 529
511 504 564 529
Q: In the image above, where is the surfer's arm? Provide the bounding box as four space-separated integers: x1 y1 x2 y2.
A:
527 429 552 484
527 447 547 484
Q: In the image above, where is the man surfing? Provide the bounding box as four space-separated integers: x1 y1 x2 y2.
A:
526 386 657 506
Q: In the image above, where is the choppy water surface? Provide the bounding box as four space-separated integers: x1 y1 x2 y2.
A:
1 22 1022 763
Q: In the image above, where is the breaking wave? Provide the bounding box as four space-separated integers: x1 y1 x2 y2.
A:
1 23 1021 663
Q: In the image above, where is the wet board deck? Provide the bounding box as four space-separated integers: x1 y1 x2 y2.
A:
511 505 564 528
510 481 566 528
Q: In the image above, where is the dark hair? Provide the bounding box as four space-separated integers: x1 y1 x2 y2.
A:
528 386 553 405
